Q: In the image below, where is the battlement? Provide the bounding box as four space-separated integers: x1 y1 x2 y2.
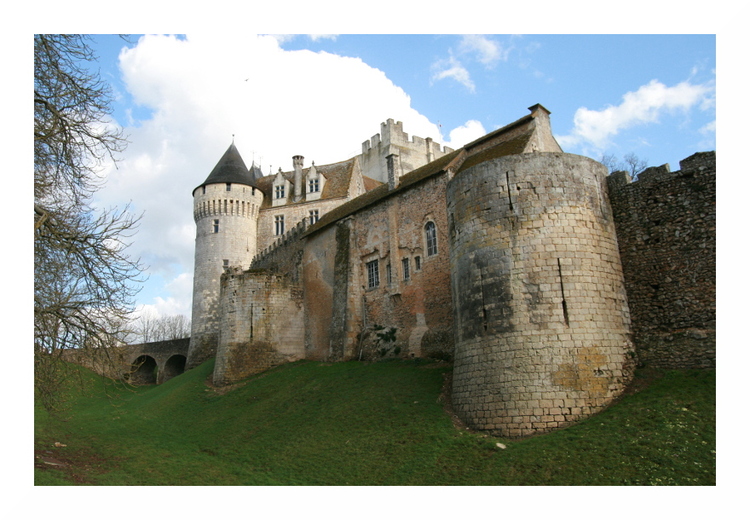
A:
607 151 715 191
251 218 309 269
361 118 453 155
606 150 715 370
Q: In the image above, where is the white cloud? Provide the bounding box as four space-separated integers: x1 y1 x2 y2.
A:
700 120 716 135
457 35 510 67
96 34 446 312
446 120 486 148
309 34 338 42
558 79 715 149
431 55 475 92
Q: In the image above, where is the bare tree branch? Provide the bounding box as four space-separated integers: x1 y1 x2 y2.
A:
34 34 145 413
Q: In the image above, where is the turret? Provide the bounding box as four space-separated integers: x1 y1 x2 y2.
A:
186 143 264 369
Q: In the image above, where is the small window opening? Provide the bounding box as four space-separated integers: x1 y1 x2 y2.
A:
366 260 380 289
425 221 438 256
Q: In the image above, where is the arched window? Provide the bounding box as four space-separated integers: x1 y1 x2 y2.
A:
425 221 438 256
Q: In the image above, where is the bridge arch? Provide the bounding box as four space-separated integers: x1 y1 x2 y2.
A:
130 355 158 385
161 354 187 383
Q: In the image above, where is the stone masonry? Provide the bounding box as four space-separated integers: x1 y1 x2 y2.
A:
180 105 715 438
448 153 635 437
607 152 716 369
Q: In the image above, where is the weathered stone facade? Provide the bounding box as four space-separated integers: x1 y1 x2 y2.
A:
63 338 190 385
187 154 264 369
213 269 304 385
607 152 716 369
359 118 454 184
184 104 715 438
448 153 634 437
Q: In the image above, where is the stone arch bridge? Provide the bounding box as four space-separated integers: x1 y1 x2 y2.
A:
61 338 190 385
125 338 190 385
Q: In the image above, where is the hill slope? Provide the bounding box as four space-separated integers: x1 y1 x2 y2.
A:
34 359 715 485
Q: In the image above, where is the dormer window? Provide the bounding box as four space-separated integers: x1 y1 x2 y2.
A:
308 178 320 193
275 185 285 199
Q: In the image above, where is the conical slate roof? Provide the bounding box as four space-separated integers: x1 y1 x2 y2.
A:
193 143 259 194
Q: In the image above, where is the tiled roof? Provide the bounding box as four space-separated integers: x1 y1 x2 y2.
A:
302 108 544 238
302 150 461 237
193 143 259 194
256 157 362 209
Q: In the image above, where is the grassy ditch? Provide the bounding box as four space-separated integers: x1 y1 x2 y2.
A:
34 359 715 485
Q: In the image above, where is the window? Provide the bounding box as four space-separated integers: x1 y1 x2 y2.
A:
402 257 410 281
275 215 285 235
202 186 206 195
223 259 229 268
366 260 379 289
308 178 320 193
425 221 438 256
275 185 285 199
213 219 219 233
414 256 421 271
226 183 231 191
386 263 392 285
309 209 319 225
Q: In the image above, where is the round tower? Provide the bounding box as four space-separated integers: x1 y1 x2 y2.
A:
447 152 635 437
186 143 264 369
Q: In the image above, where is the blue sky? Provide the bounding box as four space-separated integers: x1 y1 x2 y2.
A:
81 33 715 321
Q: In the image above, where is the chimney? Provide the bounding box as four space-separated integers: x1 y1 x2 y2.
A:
386 153 400 190
293 155 304 201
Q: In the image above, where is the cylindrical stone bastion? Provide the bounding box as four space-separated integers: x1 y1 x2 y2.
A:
447 152 635 437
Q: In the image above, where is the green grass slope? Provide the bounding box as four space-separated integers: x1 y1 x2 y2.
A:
34 359 715 485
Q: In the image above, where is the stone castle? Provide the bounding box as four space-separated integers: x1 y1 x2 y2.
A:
129 104 715 438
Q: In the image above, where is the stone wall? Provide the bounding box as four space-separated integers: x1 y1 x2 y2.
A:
252 219 308 281
257 195 350 253
607 152 716 369
346 173 454 361
448 153 635 438
359 118 453 184
188 182 263 369
61 338 190 384
213 268 305 386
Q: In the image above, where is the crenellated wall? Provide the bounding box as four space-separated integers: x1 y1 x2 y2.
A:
607 152 716 369
359 118 453 184
186 107 714 439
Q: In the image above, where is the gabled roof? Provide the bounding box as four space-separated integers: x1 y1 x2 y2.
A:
302 104 560 238
193 143 260 195
255 157 381 208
